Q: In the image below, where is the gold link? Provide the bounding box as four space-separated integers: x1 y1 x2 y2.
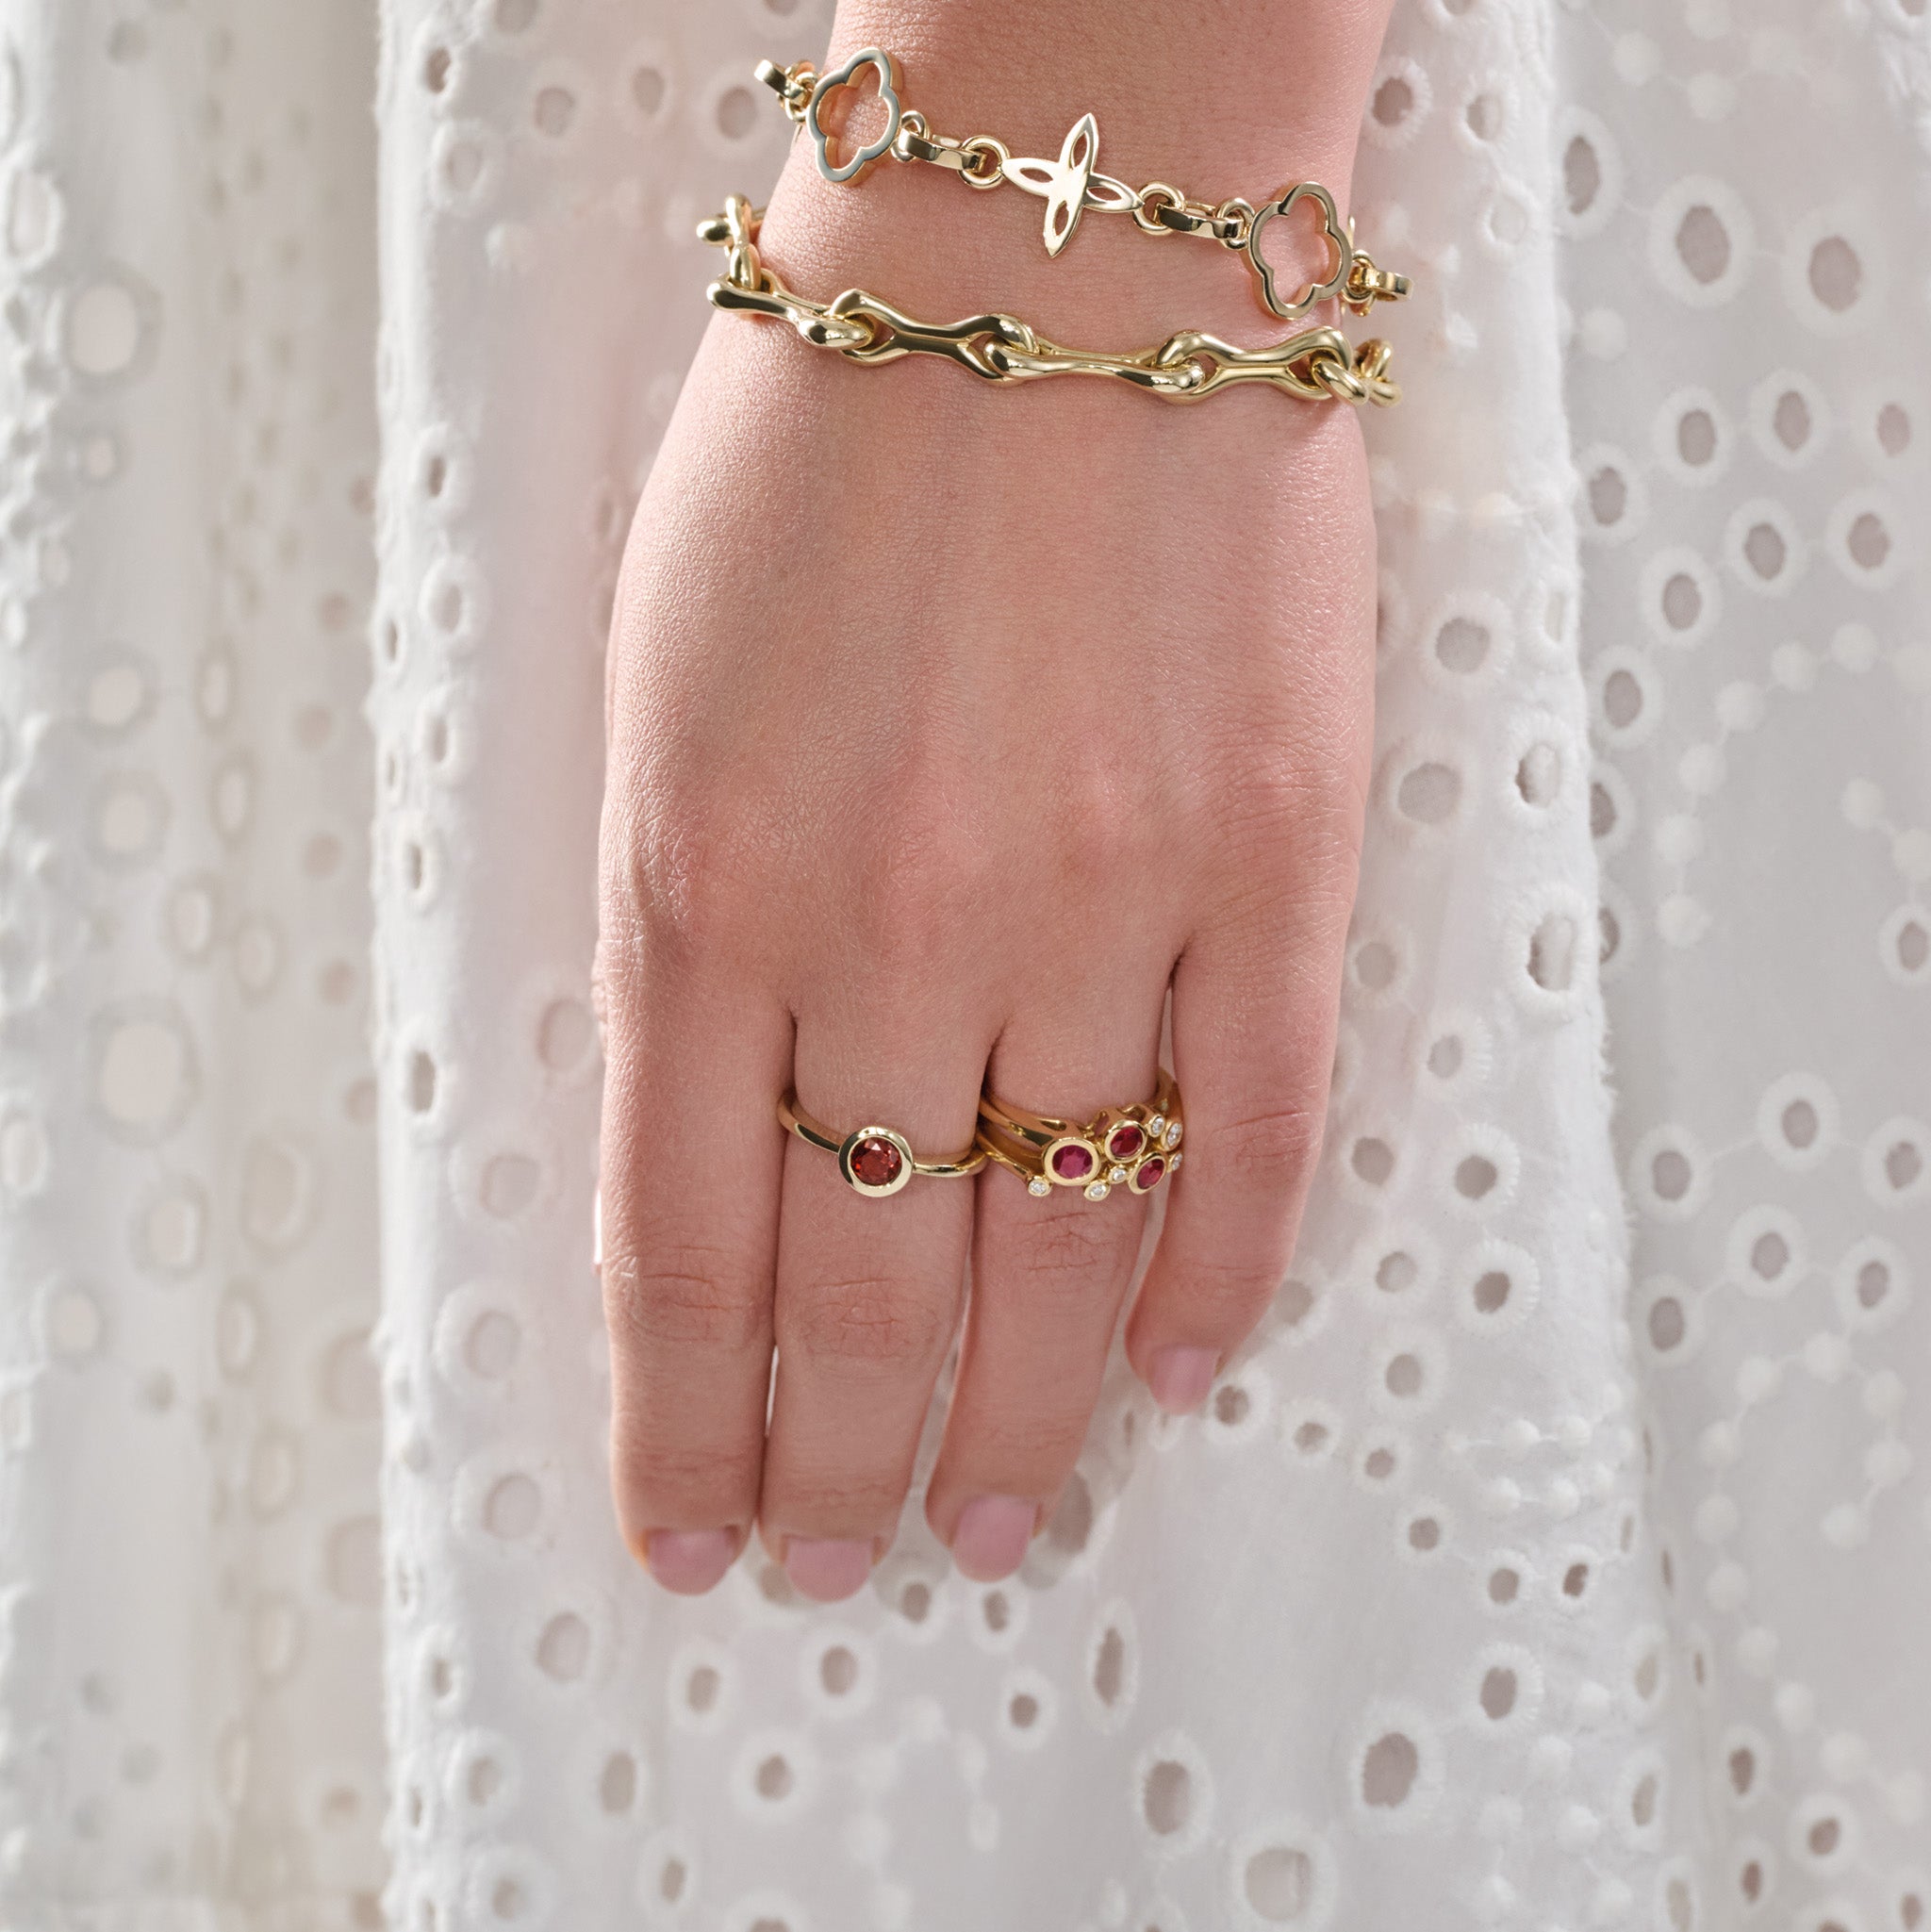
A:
698 203 1399 408
1343 249 1413 314
701 192 766 294
1131 182 1186 237
890 115 1008 187
709 273 879 353
754 58 817 124
1213 197 1256 248
958 135 1010 188
890 108 949 165
1151 197 1217 237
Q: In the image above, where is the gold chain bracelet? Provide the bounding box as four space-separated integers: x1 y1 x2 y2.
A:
700 198 1400 408
754 48 1412 322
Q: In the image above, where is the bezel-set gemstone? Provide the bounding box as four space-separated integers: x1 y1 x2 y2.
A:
1109 1165 1128 1184
1147 1114 1166 1137
1164 1120 1183 1148
1084 1180 1110 1201
1049 1142 1096 1181
1107 1123 1146 1161
1134 1155 1166 1191
850 1135 904 1189
1027 1176 1051 1197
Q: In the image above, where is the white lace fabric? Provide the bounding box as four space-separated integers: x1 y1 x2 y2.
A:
0 1 1925 1927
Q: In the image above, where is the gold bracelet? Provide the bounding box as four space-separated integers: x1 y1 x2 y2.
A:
754 49 1411 322
700 199 1400 409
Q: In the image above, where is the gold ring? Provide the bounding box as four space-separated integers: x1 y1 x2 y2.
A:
779 1092 987 1198
977 1070 1184 1201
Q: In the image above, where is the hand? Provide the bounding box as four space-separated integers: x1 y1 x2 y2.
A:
596 0 1389 1600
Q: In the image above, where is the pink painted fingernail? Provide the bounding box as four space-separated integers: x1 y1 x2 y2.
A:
1148 1346 1219 1415
951 1495 1035 1582
784 1537 874 1603
643 1527 739 1594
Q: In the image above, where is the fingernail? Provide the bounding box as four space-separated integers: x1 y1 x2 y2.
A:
1148 1346 1219 1415
784 1537 874 1603
643 1527 739 1594
950 1495 1036 1582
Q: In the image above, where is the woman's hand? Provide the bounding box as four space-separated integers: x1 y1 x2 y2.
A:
597 0 1390 1600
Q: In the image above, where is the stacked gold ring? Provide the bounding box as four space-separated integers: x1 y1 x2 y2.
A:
977 1069 1184 1202
778 1076 1184 1202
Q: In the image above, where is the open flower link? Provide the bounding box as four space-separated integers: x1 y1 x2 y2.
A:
700 199 1400 408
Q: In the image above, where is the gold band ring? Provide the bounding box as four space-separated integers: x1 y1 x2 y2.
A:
977 1069 1184 1201
779 1092 987 1198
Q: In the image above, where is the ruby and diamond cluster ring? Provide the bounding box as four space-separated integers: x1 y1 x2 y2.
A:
975 1071 1183 1202
779 1073 1184 1203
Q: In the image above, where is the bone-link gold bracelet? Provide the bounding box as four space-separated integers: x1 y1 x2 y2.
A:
755 48 1412 322
701 198 1400 408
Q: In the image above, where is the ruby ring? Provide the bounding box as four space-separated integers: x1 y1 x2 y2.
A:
779 1092 987 1197
977 1070 1184 1203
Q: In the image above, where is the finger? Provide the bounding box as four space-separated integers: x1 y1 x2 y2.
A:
599 947 791 1595
925 984 1166 1582
758 1013 992 1603
1124 871 1355 1414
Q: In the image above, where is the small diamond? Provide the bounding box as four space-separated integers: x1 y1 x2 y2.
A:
1109 1165 1128 1184
1084 1181 1110 1201
1170 1151 1183 1170
1028 1177 1050 1197
1164 1121 1182 1148
1148 1114 1165 1136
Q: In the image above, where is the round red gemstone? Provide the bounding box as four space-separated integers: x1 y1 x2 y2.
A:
1050 1143 1095 1181
1137 1156 1166 1189
1108 1124 1146 1160
850 1136 903 1188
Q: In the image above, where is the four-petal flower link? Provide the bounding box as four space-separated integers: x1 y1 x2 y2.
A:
1006 113 1101 256
805 46 904 185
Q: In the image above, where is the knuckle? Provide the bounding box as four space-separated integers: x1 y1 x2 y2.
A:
1211 1100 1328 1190
781 1275 957 1374
602 1246 771 1358
772 1469 906 1531
849 816 997 966
973 1410 1089 1481
601 782 765 975
1166 1252 1279 1338
999 1200 1137 1316
1038 751 1168 887
1044 770 1135 882
613 1428 760 1510
1218 756 1366 877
